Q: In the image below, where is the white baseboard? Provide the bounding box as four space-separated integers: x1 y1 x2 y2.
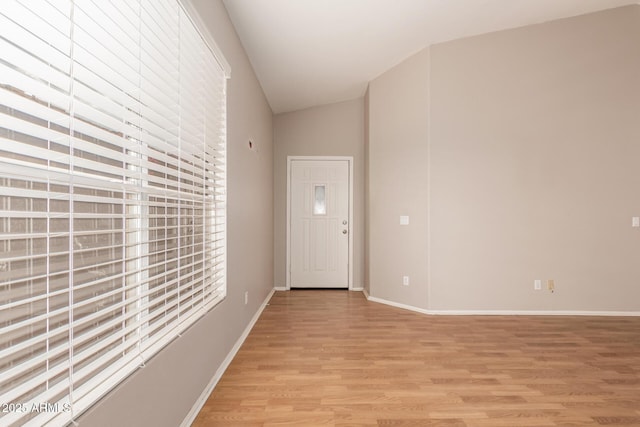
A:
365 294 640 317
181 288 275 427
366 295 431 315
426 309 640 316
274 286 287 291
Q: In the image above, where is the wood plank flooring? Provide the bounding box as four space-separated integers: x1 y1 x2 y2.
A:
192 290 640 426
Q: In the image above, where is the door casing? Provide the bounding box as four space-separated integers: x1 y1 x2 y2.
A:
286 156 354 290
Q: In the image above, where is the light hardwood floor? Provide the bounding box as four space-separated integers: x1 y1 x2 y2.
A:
193 290 640 426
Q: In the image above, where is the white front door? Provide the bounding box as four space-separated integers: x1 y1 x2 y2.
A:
289 159 350 288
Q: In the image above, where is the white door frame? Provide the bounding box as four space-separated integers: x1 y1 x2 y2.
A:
286 156 354 290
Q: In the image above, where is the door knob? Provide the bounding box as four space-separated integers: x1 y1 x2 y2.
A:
342 220 347 225
342 229 348 234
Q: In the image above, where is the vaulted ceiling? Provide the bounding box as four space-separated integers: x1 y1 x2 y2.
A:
222 0 638 113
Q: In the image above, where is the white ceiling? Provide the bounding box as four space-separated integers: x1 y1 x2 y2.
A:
222 0 638 114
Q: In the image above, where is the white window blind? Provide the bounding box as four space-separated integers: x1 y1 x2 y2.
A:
0 1 228 425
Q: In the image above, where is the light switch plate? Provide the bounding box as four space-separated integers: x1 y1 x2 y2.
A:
633 217 640 228
400 215 409 225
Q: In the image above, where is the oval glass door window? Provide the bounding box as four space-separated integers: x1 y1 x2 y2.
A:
314 184 326 215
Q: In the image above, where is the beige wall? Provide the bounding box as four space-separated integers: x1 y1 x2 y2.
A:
429 5 640 311
274 99 365 289
367 48 430 308
79 1 274 426
366 5 640 312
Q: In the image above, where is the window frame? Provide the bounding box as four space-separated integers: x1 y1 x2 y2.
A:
0 1 229 425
